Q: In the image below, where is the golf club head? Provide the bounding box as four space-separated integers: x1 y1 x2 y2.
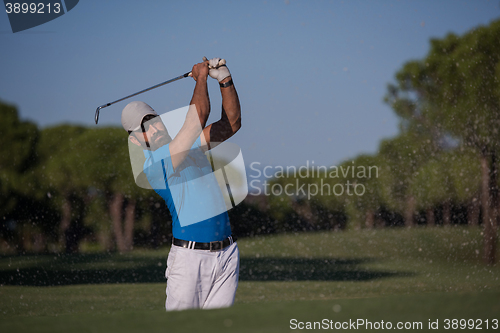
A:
95 104 109 124
95 106 101 124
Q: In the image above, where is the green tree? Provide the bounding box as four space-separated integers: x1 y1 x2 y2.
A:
410 157 454 226
36 125 88 253
36 126 144 253
0 100 40 251
447 149 482 226
377 131 438 227
0 100 38 213
69 128 145 252
385 19 500 263
342 154 383 229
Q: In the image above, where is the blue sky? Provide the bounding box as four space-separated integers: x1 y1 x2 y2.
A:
1 0 499 169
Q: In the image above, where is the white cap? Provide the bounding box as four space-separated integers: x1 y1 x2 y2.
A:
121 101 158 132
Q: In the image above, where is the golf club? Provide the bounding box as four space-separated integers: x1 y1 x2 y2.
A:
95 58 226 124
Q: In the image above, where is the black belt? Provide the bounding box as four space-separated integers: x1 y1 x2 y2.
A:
172 235 237 252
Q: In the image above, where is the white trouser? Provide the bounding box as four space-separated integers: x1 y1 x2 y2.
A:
165 241 239 311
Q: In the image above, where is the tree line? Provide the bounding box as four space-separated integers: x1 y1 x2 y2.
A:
0 109 154 254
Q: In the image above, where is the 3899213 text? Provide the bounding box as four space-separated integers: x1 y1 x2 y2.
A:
5 2 61 14
442 319 498 330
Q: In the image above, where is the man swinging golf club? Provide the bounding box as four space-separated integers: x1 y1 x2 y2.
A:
121 57 241 311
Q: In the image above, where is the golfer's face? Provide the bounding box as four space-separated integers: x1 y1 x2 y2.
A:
142 117 171 149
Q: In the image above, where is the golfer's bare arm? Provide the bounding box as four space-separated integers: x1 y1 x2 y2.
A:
189 63 211 129
169 62 210 169
201 76 241 149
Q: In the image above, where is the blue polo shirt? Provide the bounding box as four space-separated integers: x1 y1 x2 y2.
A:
143 137 232 242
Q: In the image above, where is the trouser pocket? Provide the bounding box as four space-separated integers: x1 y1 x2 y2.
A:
165 247 178 279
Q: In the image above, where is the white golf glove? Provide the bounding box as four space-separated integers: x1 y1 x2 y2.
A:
204 57 231 82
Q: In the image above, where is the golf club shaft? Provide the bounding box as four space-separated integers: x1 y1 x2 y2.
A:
95 71 191 124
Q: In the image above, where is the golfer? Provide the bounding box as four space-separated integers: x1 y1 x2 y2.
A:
121 58 241 311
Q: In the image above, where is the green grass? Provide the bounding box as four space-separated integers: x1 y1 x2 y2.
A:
0 226 499 332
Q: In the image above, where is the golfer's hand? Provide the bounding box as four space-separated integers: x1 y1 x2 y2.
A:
206 57 231 82
191 62 209 82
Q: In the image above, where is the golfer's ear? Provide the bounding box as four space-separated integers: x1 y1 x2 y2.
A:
129 135 141 147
